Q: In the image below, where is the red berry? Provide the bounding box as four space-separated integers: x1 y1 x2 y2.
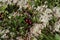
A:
25 18 32 25
25 19 28 22
28 20 31 24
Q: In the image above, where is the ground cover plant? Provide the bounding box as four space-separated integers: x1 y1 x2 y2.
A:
0 0 60 40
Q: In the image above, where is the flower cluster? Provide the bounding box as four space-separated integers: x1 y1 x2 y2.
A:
0 0 60 40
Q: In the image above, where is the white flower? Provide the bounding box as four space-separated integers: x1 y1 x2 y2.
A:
42 5 47 8
13 0 18 4
45 8 52 13
8 16 11 19
53 7 60 17
39 13 52 23
30 23 43 36
1 0 7 2
1 34 6 38
5 29 9 33
17 0 28 8
16 37 24 40
1 33 8 38
40 14 48 23
0 30 5 34
10 32 15 37
7 0 12 4
54 20 60 32
36 6 41 11
36 6 44 12
36 5 48 13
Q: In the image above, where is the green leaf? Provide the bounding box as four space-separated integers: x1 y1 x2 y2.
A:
0 5 7 11
49 16 57 26
19 17 24 23
55 34 60 40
